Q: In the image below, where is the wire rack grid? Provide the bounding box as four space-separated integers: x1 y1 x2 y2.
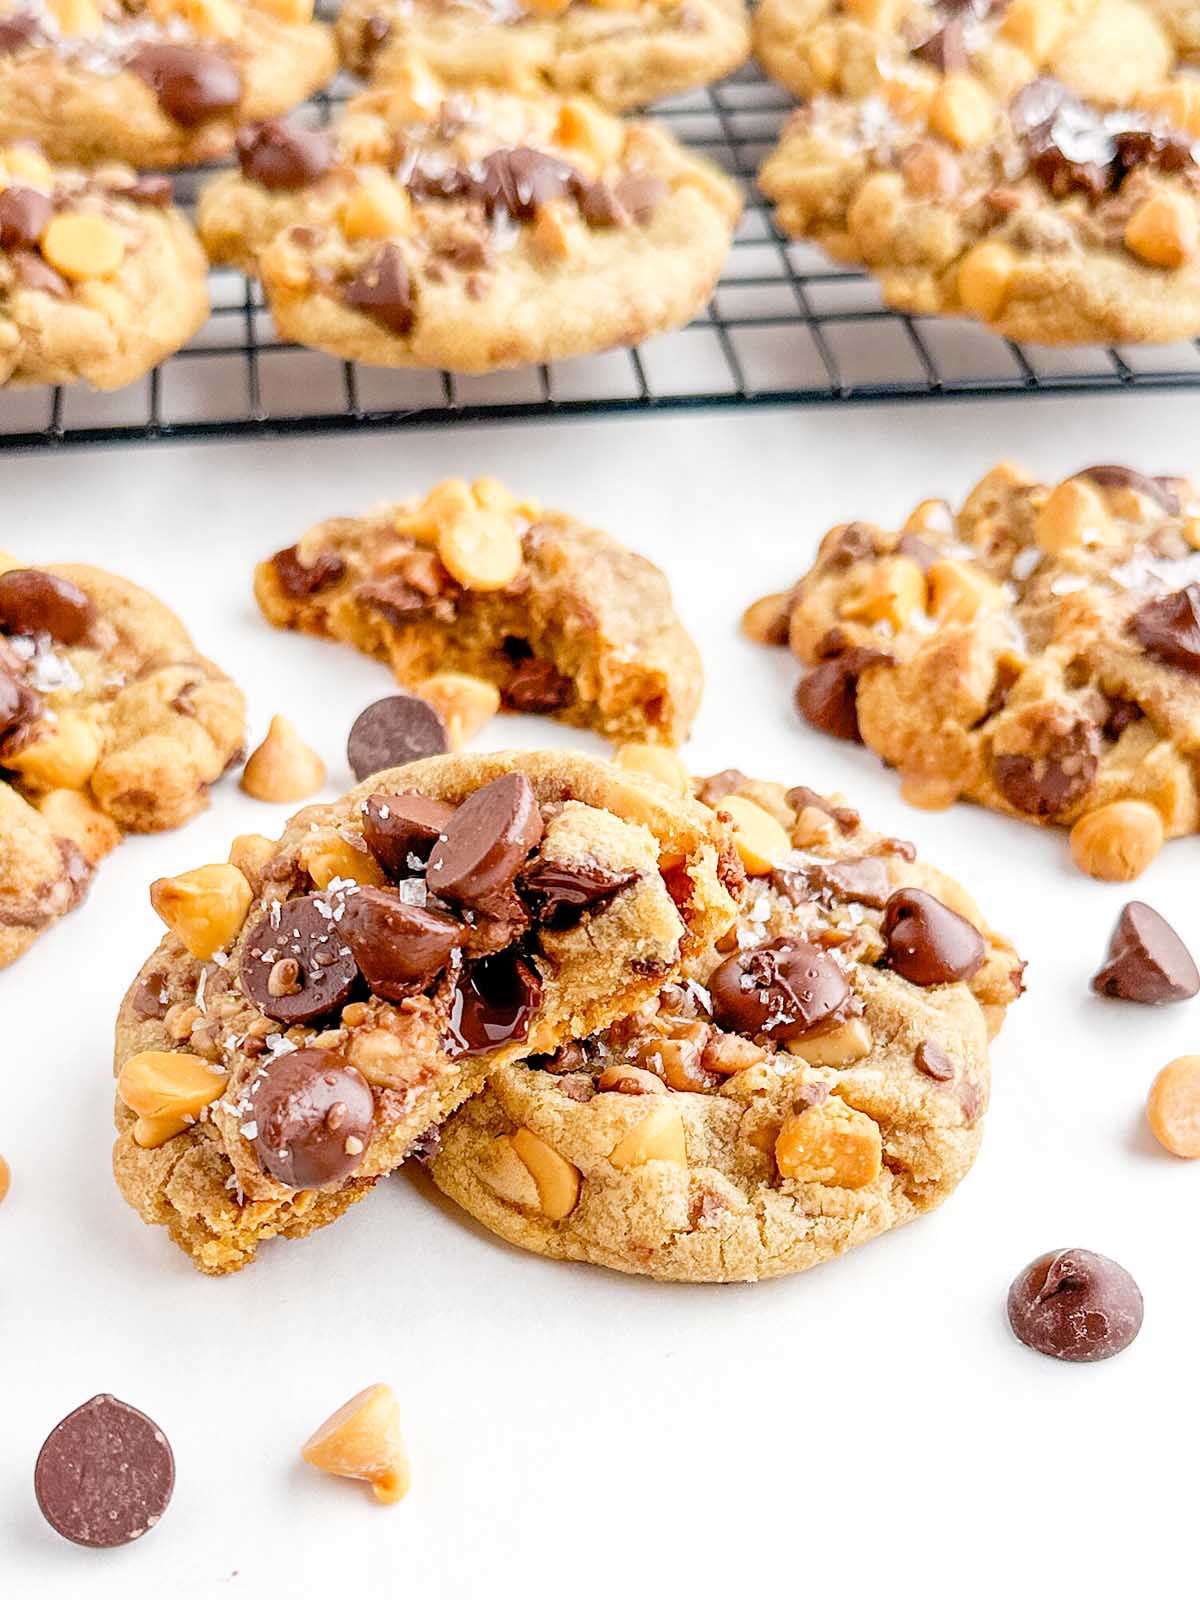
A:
8 60 1200 450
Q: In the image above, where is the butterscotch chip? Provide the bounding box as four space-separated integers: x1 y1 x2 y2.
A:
36 788 122 864
241 713 326 803
5 711 100 790
149 863 253 960
613 743 690 794
775 1096 882 1188
0 1153 9 1206
509 1127 581 1219
608 1100 687 1168
117 1049 229 1148
1069 801 1164 881
40 214 126 281
720 793 791 875
1147 1056 1200 1157
301 1384 410 1504
436 508 523 592
417 673 500 748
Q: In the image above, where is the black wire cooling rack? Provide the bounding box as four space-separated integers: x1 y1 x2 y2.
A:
8 61 1200 450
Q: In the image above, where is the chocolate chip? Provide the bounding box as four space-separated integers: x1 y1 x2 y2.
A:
1007 1248 1143 1362
896 532 939 572
991 712 1100 817
239 893 360 1024
35 1395 174 1548
249 1048 374 1188
915 1040 956 1081
579 180 624 227
614 173 667 223
794 647 889 742
1129 584 1200 676
821 522 877 570
361 789 456 875
0 568 94 643
236 118 332 190
271 544 346 599
503 657 573 714
0 186 52 250
11 250 66 297
127 43 242 127
1077 465 1180 514
521 859 639 929
803 856 891 909
697 769 749 805
343 241 416 336
117 174 174 207
785 786 860 833
708 938 857 1041
911 17 968 71
355 576 433 626
1091 901 1199 1004
340 885 464 1001
427 772 544 908
131 974 170 1021
347 694 448 782
0 13 35 52
881 888 986 986
1102 696 1141 741
478 147 585 221
1010 77 1196 199
0 658 40 741
446 948 543 1054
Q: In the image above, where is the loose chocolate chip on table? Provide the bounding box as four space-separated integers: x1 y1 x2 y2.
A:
446 948 543 1055
0 186 52 251
361 790 456 874
250 1048 375 1188
35 1394 174 1548
794 647 889 743
1077 465 1180 514
340 885 464 1001
915 1040 956 1081
347 694 448 782
343 242 417 336
991 713 1100 817
708 938 856 1041
236 119 332 190
521 859 639 929
1091 901 1200 1004
1007 1248 1143 1362
0 568 95 644
427 772 544 907
882 888 986 986
1129 584 1200 675
239 893 360 1024
127 43 242 126
503 657 573 714
272 543 346 599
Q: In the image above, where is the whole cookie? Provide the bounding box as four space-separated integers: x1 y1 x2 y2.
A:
197 72 741 373
745 462 1200 877
429 770 1024 1283
337 0 750 112
255 477 704 747
0 146 208 388
111 750 741 1274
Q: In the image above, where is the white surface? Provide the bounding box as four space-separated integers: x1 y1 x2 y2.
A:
4 396 1199 1598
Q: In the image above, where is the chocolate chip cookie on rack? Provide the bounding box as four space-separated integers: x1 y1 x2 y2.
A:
0 560 245 967
255 477 703 748
337 0 750 113
429 769 1022 1282
745 462 1200 879
0 0 335 167
112 751 741 1274
197 63 741 372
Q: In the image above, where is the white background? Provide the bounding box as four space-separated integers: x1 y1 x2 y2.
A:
3 395 1198 1597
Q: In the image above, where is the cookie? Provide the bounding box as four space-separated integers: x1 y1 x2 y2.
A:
757 5 1200 342
337 1 750 113
0 147 208 388
744 462 1200 877
0 0 335 168
196 72 741 373
429 770 1023 1283
255 477 703 747
0 560 246 966
111 750 741 1274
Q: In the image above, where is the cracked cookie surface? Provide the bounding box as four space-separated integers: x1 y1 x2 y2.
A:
430 770 1022 1282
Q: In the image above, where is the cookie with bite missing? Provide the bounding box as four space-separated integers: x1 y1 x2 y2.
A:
428 769 1023 1282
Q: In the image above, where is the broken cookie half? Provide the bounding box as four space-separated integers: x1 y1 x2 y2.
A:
112 750 740 1274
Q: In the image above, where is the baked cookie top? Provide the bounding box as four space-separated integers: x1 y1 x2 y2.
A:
430 769 1023 1283
757 4 1200 342
337 0 750 113
0 145 208 388
745 462 1200 876
197 70 741 372
0 0 335 167
112 750 741 1274
255 476 703 747
0 559 246 966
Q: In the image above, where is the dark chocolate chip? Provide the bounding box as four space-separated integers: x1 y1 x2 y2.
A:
1129 583 1200 676
1077 465 1180 514
360 789 456 875
355 575 433 626
427 771 544 908
127 43 242 127
911 17 968 71
478 146 586 221
0 185 51 251
250 1047 374 1188
340 885 464 1001
343 241 416 336
915 1040 956 1081
0 13 36 52
235 118 332 190
1007 1248 1143 1362
503 657 573 714
239 893 360 1024
271 543 346 599
11 250 66 296
521 859 639 929
697 768 749 805
0 568 94 644
35 1395 174 1548
1091 901 1199 1004
446 948 543 1055
579 180 624 227
785 786 860 833
347 694 448 781
881 887 986 986
794 647 889 742
803 855 891 908
708 937 857 1041
991 712 1100 817
614 173 667 223
131 973 170 1021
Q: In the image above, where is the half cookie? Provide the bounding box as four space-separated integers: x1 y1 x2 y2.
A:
430 770 1023 1282
112 751 740 1274
256 477 703 746
197 71 741 372
0 560 245 966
